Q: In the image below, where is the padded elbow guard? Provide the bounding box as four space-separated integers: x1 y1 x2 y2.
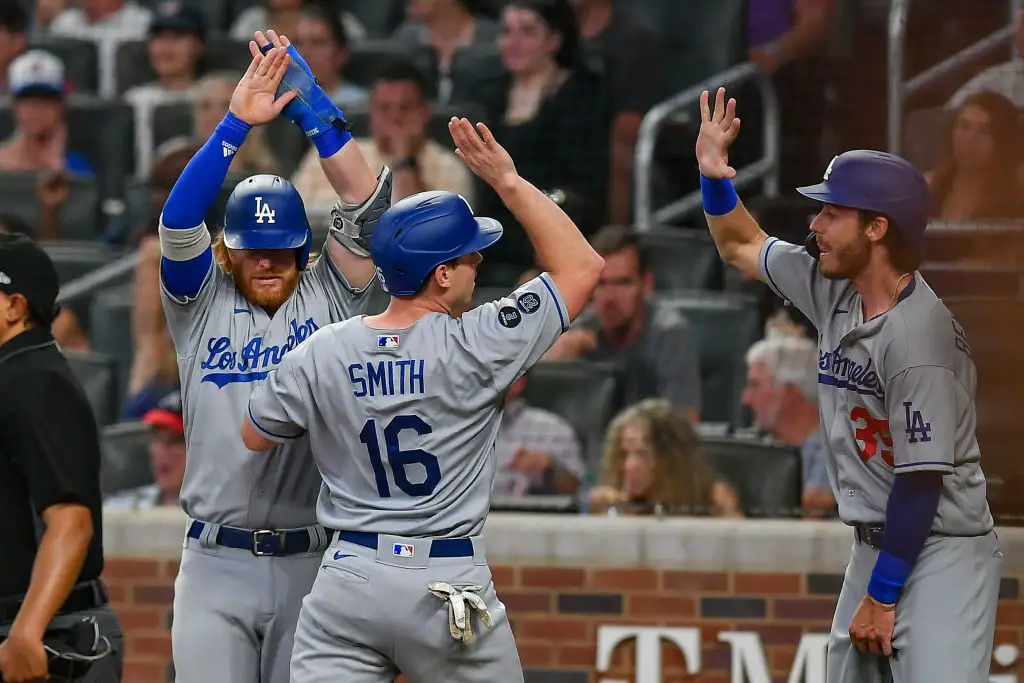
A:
329 166 394 257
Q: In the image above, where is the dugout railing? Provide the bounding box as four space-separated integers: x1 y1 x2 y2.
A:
633 61 781 233
887 0 1023 155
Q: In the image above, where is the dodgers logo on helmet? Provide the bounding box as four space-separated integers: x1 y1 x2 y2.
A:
222 175 314 268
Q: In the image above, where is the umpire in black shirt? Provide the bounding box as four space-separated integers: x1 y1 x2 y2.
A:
0 234 122 683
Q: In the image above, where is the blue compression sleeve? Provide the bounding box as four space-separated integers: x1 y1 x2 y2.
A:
161 113 251 229
867 471 943 604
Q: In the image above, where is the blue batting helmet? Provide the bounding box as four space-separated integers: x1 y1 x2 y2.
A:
370 191 502 296
796 150 933 245
222 175 312 269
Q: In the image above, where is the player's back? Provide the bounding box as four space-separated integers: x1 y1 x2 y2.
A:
274 275 569 538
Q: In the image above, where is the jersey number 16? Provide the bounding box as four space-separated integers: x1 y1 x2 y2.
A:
359 415 442 497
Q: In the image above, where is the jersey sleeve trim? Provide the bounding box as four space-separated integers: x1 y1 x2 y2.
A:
894 461 955 474
247 403 305 443
759 236 786 300
539 272 569 332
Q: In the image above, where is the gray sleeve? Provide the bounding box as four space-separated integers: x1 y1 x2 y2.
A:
653 321 702 413
247 341 314 443
758 236 843 328
309 247 377 317
462 273 570 392
159 259 225 356
885 366 956 474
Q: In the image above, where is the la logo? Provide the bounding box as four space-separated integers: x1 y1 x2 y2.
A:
254 196 276 224
823 155 838 181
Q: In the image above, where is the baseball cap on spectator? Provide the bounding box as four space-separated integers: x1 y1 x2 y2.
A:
8 50 65 98
0 232 61 326
149 2 206 40
142 390 184 435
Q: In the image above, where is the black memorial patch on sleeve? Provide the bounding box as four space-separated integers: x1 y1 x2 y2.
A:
517 292 541 315
498 306 522 328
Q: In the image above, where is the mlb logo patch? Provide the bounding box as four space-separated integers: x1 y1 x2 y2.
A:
378 335 400 348
393 543 414 558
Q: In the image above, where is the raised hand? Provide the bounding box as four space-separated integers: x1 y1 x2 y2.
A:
229 45 297 127
695 87 742 179
449 118 518 193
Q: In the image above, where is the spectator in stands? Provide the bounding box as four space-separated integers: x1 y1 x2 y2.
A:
165 71 277 176
48 0 151 40
124 2 205 108
104 391 185 509
0 2 28 92
570 0 665 225
292 60 472 208
492 373 584 497
926 91 1024 221
472 0 610 270
231 0 367 46
948 14 1024 109
742 335 835 519
545 225 702 421
120 234 179 420
30 0 65 35
392 0 499 102
0 50 94 176
587 399 742 517
733 0 836 189
292 2 367 105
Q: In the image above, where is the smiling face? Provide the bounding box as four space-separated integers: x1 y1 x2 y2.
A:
809 204 873 280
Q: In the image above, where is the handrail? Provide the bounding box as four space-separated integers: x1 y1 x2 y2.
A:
887 0 1022 154
56 251 140 304
634 62 780 233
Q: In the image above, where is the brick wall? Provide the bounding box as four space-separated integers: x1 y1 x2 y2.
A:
102 557 1024 683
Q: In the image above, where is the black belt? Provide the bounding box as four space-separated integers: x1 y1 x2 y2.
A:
338 531 475 558
187 520 327 557
0 579 108 625
854 523 885 549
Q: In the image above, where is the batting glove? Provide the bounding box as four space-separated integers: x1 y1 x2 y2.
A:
260 43 351 144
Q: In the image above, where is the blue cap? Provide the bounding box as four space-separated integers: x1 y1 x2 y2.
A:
796 150 933 245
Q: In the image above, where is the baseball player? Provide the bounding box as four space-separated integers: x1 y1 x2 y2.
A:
157 35 392 683
695 87 1001 682
240 118 604 682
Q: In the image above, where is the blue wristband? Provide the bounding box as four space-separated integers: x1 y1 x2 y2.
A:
700 175 739 216
867 550 912 605
312 124 353 158
216 112 251 148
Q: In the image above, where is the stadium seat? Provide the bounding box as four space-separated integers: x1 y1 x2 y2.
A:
344 0 407 38
902 107 952 172
342 101 488 148
654 291 761 426
448 44 506 109
64 350 120 426
343 40 438 93
519 360 623 480
699 435 802 518
99 421 154 495
45 241 132 334
637 228 722 291
151 101 194 151
0 171 101 240
116 37 252 94
920 262 1024 298
28 37 100 95
89 285 135 409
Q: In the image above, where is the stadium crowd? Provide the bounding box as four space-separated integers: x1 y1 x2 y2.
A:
0 0 1021 521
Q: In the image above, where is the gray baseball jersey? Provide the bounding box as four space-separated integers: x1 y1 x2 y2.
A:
161 224 374 529
247 273 569 537
759 237 993 535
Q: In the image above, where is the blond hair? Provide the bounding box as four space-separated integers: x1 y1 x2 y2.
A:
597 399 716 514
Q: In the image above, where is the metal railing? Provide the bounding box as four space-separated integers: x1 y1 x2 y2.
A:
887 0 1022 154
56 252 140 305
633 62 781 233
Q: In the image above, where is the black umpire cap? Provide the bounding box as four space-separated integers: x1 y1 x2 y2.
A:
0 232 60 326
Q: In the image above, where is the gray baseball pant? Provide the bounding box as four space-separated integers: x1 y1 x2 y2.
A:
827 530 1002 683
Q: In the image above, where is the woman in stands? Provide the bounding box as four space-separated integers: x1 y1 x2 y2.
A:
587 399 743 518
925 91 1024 221
471 0 610 277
